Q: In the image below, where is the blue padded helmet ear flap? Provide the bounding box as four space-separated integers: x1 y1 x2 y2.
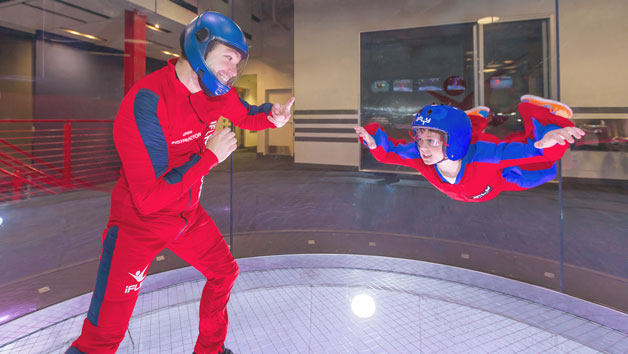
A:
411 105 472 160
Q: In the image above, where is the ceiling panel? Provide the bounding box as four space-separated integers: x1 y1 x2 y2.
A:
26 0 113 23
0 3 85 32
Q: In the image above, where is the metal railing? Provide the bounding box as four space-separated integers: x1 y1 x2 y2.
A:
0 119 120 202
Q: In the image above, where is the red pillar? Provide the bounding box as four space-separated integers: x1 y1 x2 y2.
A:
124 9 146 94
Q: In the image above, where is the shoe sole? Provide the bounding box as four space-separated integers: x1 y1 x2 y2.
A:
465 106 490 118
520 95 573 119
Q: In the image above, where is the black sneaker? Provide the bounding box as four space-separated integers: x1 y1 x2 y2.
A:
193 345 234 354
218 345 234 354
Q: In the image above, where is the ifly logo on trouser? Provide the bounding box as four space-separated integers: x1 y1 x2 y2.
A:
125 283 142 293
472 185 492 200
125 265 148 294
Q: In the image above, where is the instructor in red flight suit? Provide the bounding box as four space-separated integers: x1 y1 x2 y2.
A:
66 11 294 354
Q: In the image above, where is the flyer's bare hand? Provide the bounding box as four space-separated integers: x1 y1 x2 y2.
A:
354 126 376 149
534 127 585 149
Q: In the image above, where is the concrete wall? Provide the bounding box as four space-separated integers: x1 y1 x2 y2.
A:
0 28 34 162
293 0 556 166
196 0 264 58
559 0 628 108
244 58 293 154
234 74 259 148
559 0 628 180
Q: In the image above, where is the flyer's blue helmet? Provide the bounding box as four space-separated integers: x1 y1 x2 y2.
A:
411 105 472 161
183 12 248 96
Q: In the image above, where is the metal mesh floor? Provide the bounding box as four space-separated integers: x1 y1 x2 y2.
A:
2 254 627 354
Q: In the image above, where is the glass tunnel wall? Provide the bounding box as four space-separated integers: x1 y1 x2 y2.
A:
0 0 626 329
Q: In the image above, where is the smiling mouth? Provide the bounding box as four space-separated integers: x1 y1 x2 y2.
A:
217 72 231 84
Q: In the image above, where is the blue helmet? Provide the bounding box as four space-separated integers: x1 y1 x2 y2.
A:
183 12 248 96
411 105 472 161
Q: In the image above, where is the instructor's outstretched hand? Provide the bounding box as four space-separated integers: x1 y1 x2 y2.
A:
206 128 237 163
269 97 295 128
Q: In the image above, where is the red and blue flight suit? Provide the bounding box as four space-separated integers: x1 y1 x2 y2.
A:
68 57 275 353
363 102 574 202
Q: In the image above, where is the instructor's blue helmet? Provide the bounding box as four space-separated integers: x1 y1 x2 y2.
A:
411 105 472 161
183 12 248 96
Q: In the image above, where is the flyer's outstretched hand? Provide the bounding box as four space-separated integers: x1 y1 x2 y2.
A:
534 127 585 149
354 126 376 149
269 97 295 128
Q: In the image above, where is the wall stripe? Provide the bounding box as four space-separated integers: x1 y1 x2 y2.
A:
294 109 358 115
294 118 358 124
294 110 359 145
572 107 628 114
295 137 357 143
295 128 356 134
294 117 358 124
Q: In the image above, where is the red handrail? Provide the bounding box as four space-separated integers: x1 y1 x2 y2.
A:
0 119 119 201
0 119 113 123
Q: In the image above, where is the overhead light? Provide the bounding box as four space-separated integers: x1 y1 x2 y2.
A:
484 68 497 72
61 28 105 41
146 22 171 33
88 51 129 57
0 216 3 226
146 24 161 32
351 294 376 318
124 38 150 44
478 16 500 24
161 50 180 58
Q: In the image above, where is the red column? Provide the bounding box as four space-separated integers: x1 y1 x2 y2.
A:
124 9 146 94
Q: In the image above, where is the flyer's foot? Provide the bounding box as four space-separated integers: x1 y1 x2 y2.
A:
521 94 573 119
465 105 490 118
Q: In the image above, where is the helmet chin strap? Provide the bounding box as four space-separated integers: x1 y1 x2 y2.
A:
435 156 449 164
434 146 449 164
196 68 229 96
197 75 212 96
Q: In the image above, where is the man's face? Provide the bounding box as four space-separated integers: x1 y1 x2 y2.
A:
415 129 445 165
204 42 243 85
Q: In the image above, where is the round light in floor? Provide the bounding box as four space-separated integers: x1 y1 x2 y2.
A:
351 294 376 318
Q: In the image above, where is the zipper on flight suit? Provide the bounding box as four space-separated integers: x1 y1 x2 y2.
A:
175 188 192 239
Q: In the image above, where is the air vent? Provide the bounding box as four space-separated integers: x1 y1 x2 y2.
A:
169 0 197 13
52 0 111 19
22 3 86 24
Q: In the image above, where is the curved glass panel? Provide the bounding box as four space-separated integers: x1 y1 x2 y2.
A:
0 0 626 352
